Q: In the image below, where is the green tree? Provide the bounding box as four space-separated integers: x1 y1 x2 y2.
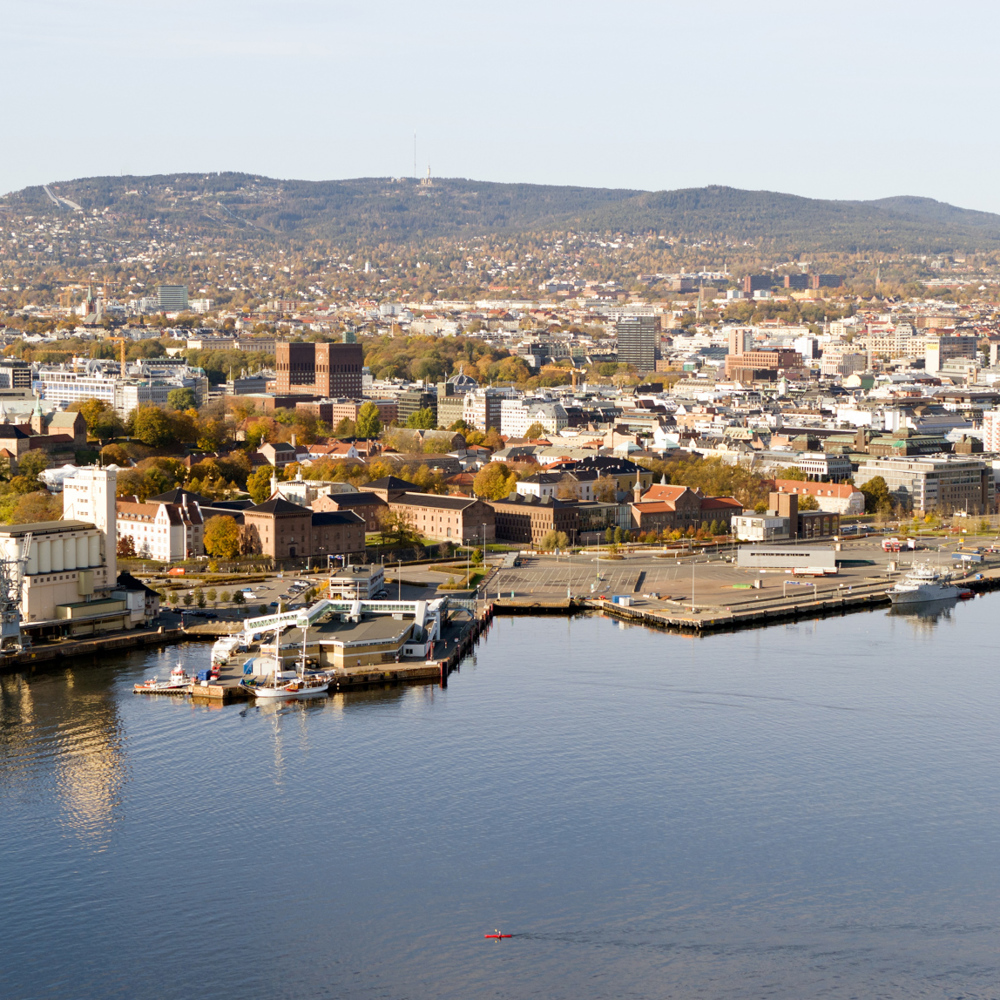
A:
182 592 193 606
132 405 174 447
473 462 515 500
233 590 245 606
405 407 436 429
524 421 547 440
779 466 809 481
614 526 624 545
206 588 217 603
334 417 356 438
219 590 231 603
859 475 892 514
355 401 383 439
17 449 49 483
69 398 122 443
246 466 274 504
167 387 197 411
605 526 615 544
167 590 178 606
377 508 420 547
203 515 242 559
195 588 206 608
797 493 820 511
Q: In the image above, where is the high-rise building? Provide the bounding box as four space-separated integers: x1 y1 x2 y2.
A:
982 410 1000 453
742 275 773 294
156 285 189 311
616 316 660 373
275 342 364 398
726 327 753 356
783 274 810 289
0 360 31 389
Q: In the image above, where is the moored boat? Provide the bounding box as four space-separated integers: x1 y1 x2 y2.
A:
133 663 192 694
887 564 964 605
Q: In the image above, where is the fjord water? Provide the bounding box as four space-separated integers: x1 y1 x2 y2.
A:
2 602 998 1000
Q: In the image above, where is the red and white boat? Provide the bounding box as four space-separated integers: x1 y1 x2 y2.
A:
133 664 192 694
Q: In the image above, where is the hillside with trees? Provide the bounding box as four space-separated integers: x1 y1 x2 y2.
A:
9 174 1000 254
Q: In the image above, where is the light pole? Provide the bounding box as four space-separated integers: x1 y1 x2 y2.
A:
691 557 696 613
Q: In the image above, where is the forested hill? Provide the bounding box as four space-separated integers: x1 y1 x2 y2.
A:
6 173 1000 253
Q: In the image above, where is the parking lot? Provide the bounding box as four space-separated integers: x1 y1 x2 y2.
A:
487 537 998 611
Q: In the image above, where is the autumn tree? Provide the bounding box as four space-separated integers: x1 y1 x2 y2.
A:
203 515 242 559
594 475 619 503
483 427 504 451
540 530 570 551
524 421 547 440
117 535 137 558
473 462 516 500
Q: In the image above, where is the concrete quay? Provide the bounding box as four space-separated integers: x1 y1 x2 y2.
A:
0 627 188 675
189 604 495 703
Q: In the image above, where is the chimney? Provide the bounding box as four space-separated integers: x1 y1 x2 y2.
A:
633 471 643 504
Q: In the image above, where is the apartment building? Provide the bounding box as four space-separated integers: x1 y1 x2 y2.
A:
855 456 994 514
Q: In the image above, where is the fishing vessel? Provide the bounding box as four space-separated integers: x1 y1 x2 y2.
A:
133 663 192 694
887 564 965 605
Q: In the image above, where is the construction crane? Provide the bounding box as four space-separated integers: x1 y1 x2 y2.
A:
0 531 32 652
109 336 127 372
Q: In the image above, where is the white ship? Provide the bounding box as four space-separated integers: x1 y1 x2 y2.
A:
887 564 964 605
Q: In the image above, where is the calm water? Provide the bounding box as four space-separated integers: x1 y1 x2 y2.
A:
2 598 999 999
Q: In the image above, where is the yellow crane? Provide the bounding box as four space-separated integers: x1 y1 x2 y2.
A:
109 336 127 371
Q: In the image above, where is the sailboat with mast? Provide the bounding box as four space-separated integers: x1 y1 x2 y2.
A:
241 622 331 700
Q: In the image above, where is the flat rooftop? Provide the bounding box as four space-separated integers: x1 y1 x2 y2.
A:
0 520 95 536
312 616 412 646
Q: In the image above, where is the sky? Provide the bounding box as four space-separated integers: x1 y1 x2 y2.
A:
4 0 1000 211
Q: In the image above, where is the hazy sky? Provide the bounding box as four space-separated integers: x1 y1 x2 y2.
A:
4 0 998 210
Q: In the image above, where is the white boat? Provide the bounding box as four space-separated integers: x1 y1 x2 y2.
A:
134 663 192 694
241 623 330 701
211 635 243 666
244 672 331 700
887 564 964 605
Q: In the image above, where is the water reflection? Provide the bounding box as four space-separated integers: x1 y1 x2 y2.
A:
0 667 128 845
886 595 961 631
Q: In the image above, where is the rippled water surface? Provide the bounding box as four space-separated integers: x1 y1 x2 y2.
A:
2 599 999 999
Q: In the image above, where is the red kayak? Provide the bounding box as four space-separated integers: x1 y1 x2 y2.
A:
485 931 512 939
